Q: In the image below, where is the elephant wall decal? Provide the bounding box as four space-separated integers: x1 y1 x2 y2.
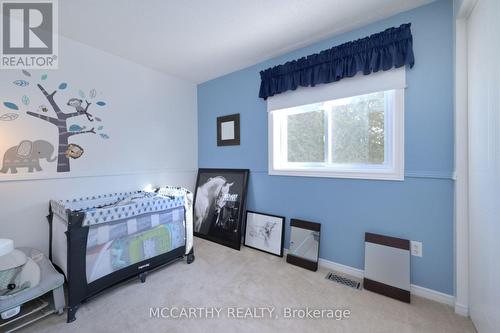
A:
0 140 56 174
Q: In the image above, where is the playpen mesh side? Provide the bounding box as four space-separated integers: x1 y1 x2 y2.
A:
85 206 185 283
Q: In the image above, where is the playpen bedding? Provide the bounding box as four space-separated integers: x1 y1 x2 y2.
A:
51 190 186 227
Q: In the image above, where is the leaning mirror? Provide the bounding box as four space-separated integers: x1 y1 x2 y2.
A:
286 219 321 271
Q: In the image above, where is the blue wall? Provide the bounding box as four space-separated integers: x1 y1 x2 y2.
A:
198 0 454 295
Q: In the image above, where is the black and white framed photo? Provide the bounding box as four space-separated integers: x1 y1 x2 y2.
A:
244 211 285 257
217 114 240 146
193 168 249 250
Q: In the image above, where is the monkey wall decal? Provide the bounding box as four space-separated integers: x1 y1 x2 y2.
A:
67 98 94 122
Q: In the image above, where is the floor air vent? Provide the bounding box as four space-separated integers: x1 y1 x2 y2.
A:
325 272 361 290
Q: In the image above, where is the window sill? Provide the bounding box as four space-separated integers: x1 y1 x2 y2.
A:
268 168 404 181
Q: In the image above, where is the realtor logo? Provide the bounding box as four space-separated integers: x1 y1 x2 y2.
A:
1 0 58 69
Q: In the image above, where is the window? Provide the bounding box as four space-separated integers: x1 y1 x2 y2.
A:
268 70 405 180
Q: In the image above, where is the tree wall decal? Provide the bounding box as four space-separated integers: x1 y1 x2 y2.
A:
1 71 110 173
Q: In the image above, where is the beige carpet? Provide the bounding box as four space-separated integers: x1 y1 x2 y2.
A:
22 238 475 333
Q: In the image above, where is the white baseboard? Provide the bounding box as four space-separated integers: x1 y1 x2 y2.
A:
317 256 455 306
454 303 469 317
409 284 454 306
284 250 458 309
318 257 364 278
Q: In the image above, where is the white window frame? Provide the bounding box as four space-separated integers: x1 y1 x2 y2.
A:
267 68 405 181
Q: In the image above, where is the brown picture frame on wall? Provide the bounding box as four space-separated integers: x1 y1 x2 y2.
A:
217 113 240 146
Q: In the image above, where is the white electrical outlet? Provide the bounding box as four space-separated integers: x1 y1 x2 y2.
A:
410 241 423 257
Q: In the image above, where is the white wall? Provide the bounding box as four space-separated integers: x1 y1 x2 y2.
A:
467 0 500 331
0 36 197 253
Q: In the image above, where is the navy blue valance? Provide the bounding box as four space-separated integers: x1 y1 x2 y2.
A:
259 23 414 100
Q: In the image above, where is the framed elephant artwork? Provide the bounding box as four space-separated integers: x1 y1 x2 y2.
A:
193 168 250 250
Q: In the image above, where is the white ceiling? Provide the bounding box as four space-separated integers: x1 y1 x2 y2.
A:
59 0 433 83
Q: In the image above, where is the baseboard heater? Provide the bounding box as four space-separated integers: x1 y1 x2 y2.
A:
363 232 411 303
